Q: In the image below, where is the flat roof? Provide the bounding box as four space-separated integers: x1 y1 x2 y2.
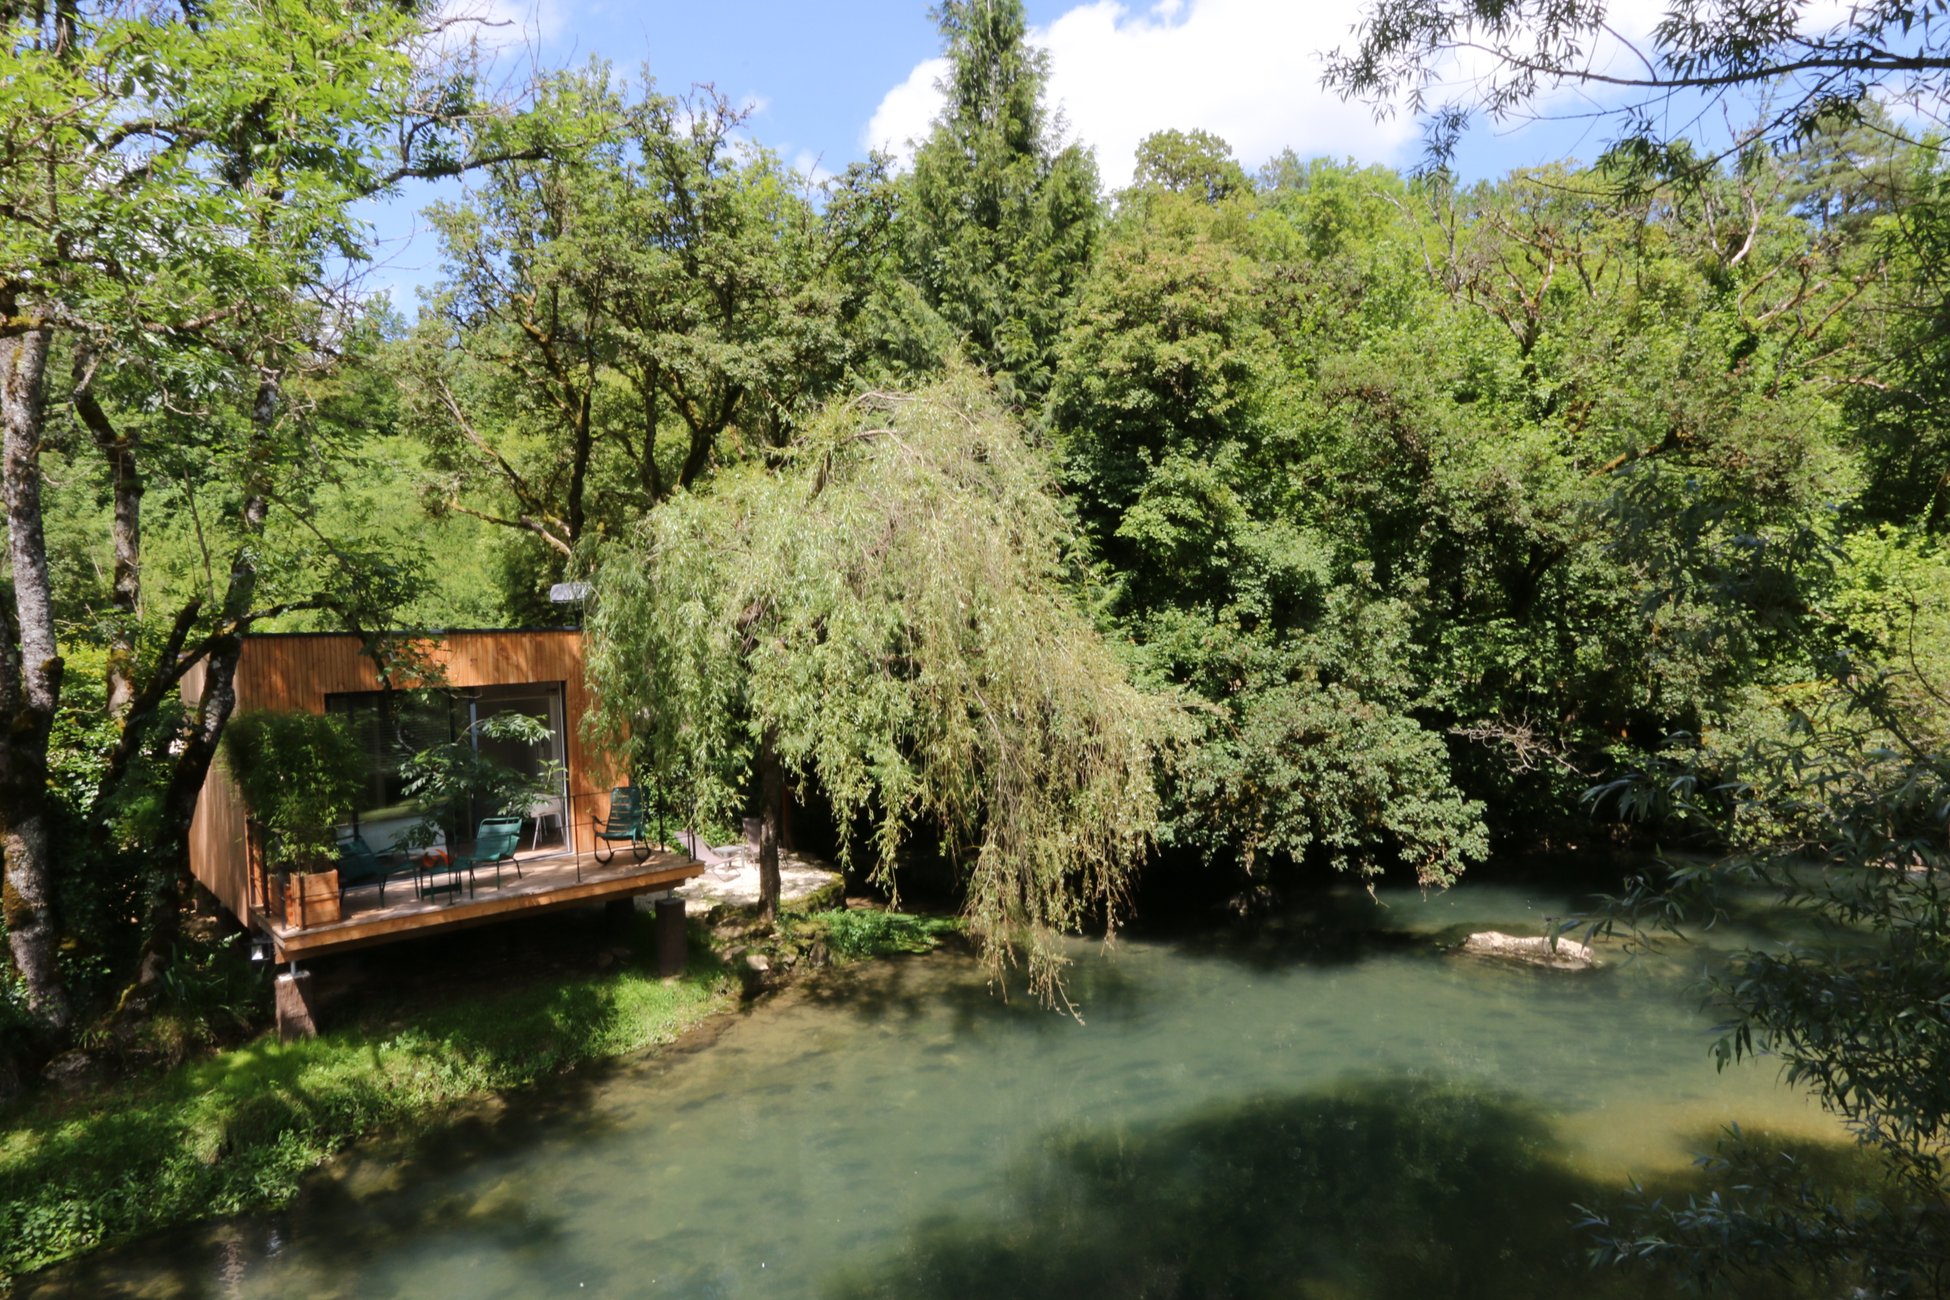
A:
243 627 581 638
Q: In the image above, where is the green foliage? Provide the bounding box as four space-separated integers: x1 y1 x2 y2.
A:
586 374 1186 1002
804 909 964 961
0 940 732 1283
1 0 523 1027
902 0 1101 401
1128 128 1251 204
219 712 366 872
1823 526 1950 744
1845 153 1950 531
398 65 861 581
1 1 430 350
1177 676 1487 890
1047 143 1887 880
1582 680 1950 1291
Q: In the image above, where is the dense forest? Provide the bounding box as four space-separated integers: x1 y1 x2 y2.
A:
8 0 1950 1284
6 0 1949 1016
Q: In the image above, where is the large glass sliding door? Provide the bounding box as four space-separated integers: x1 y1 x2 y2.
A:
326 682 569 853
469 685 569 851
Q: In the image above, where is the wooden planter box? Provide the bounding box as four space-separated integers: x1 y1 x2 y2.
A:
282 869 342 929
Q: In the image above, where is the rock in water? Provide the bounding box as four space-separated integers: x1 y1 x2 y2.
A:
1461 930 1597 969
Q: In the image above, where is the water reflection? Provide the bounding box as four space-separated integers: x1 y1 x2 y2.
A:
23 879 1856 1299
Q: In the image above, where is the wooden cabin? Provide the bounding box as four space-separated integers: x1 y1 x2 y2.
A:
185 629 701 970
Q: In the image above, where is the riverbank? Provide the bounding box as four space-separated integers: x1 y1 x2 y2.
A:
0 901 959 1288
17 878 1869 1300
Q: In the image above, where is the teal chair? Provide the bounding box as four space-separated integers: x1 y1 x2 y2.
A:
458 817 525 891
589 786 652 877
336 835 415 906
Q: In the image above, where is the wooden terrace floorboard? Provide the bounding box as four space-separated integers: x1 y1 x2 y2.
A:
261 847 705 962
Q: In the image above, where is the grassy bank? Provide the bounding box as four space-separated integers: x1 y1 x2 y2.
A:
0 921 734 1284
0 902 965 1287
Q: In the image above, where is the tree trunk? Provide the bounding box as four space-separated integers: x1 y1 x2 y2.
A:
0 321 71 1031
126 629 245 992
567 385 592 544
73 347 141 717
638 381 663 502
757 726 784 924
126 372 276 991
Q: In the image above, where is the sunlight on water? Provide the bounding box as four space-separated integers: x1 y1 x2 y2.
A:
31 878 1854 1299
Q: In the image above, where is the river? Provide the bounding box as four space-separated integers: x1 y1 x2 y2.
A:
29 874 1850 1298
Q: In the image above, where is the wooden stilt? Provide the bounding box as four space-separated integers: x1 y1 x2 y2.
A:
275 969 318 1041
655 897 687 976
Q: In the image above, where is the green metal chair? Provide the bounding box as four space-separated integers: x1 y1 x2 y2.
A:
589 786 652 876
336 835 414 906
462 816 525 890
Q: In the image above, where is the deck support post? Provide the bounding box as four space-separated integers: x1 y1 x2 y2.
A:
655 896 687 976
275 967 318 1041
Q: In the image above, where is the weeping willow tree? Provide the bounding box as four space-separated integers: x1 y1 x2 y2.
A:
583 374 1183 1003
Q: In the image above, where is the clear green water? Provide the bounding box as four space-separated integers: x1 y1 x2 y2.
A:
32 879 1849 1299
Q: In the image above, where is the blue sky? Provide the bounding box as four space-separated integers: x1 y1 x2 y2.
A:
357 0 1775 305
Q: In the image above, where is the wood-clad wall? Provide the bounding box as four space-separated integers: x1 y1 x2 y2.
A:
184 657 255 919
186 631 625 923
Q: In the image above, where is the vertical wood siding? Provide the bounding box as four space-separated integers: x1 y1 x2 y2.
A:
186 631 626 923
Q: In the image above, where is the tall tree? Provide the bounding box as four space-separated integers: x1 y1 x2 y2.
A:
399 70 864 577
902 0 1100 402
0 0 532 1036
584 375 1182 1001
1051 159 1491 893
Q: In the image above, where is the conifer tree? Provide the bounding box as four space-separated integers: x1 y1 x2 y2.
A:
903 0 1100 402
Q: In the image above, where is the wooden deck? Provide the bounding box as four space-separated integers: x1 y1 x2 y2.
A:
259 848 705 962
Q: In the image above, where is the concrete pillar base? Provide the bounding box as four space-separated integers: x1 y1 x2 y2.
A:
655 897 687 977
275 970 318 1041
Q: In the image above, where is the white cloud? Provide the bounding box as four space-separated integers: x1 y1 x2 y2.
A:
1038 0 1416 187
864 56 952 166
428 0 571 64
863 2 1416 187
862 0 1889 191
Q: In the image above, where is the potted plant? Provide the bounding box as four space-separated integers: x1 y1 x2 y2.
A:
222 710 367 928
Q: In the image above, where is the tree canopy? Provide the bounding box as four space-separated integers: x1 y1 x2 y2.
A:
399 70 861 572
583 375 1183 1003
1 0 534 1034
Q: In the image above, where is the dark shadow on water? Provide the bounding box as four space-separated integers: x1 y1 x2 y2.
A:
1135 887 1469 974
788 944 1158 1036
1130 867 1810 983
819 1076 1857 1300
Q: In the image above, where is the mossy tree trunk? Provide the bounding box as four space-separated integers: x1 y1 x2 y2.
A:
0 320 70 1033
757 726 785 924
